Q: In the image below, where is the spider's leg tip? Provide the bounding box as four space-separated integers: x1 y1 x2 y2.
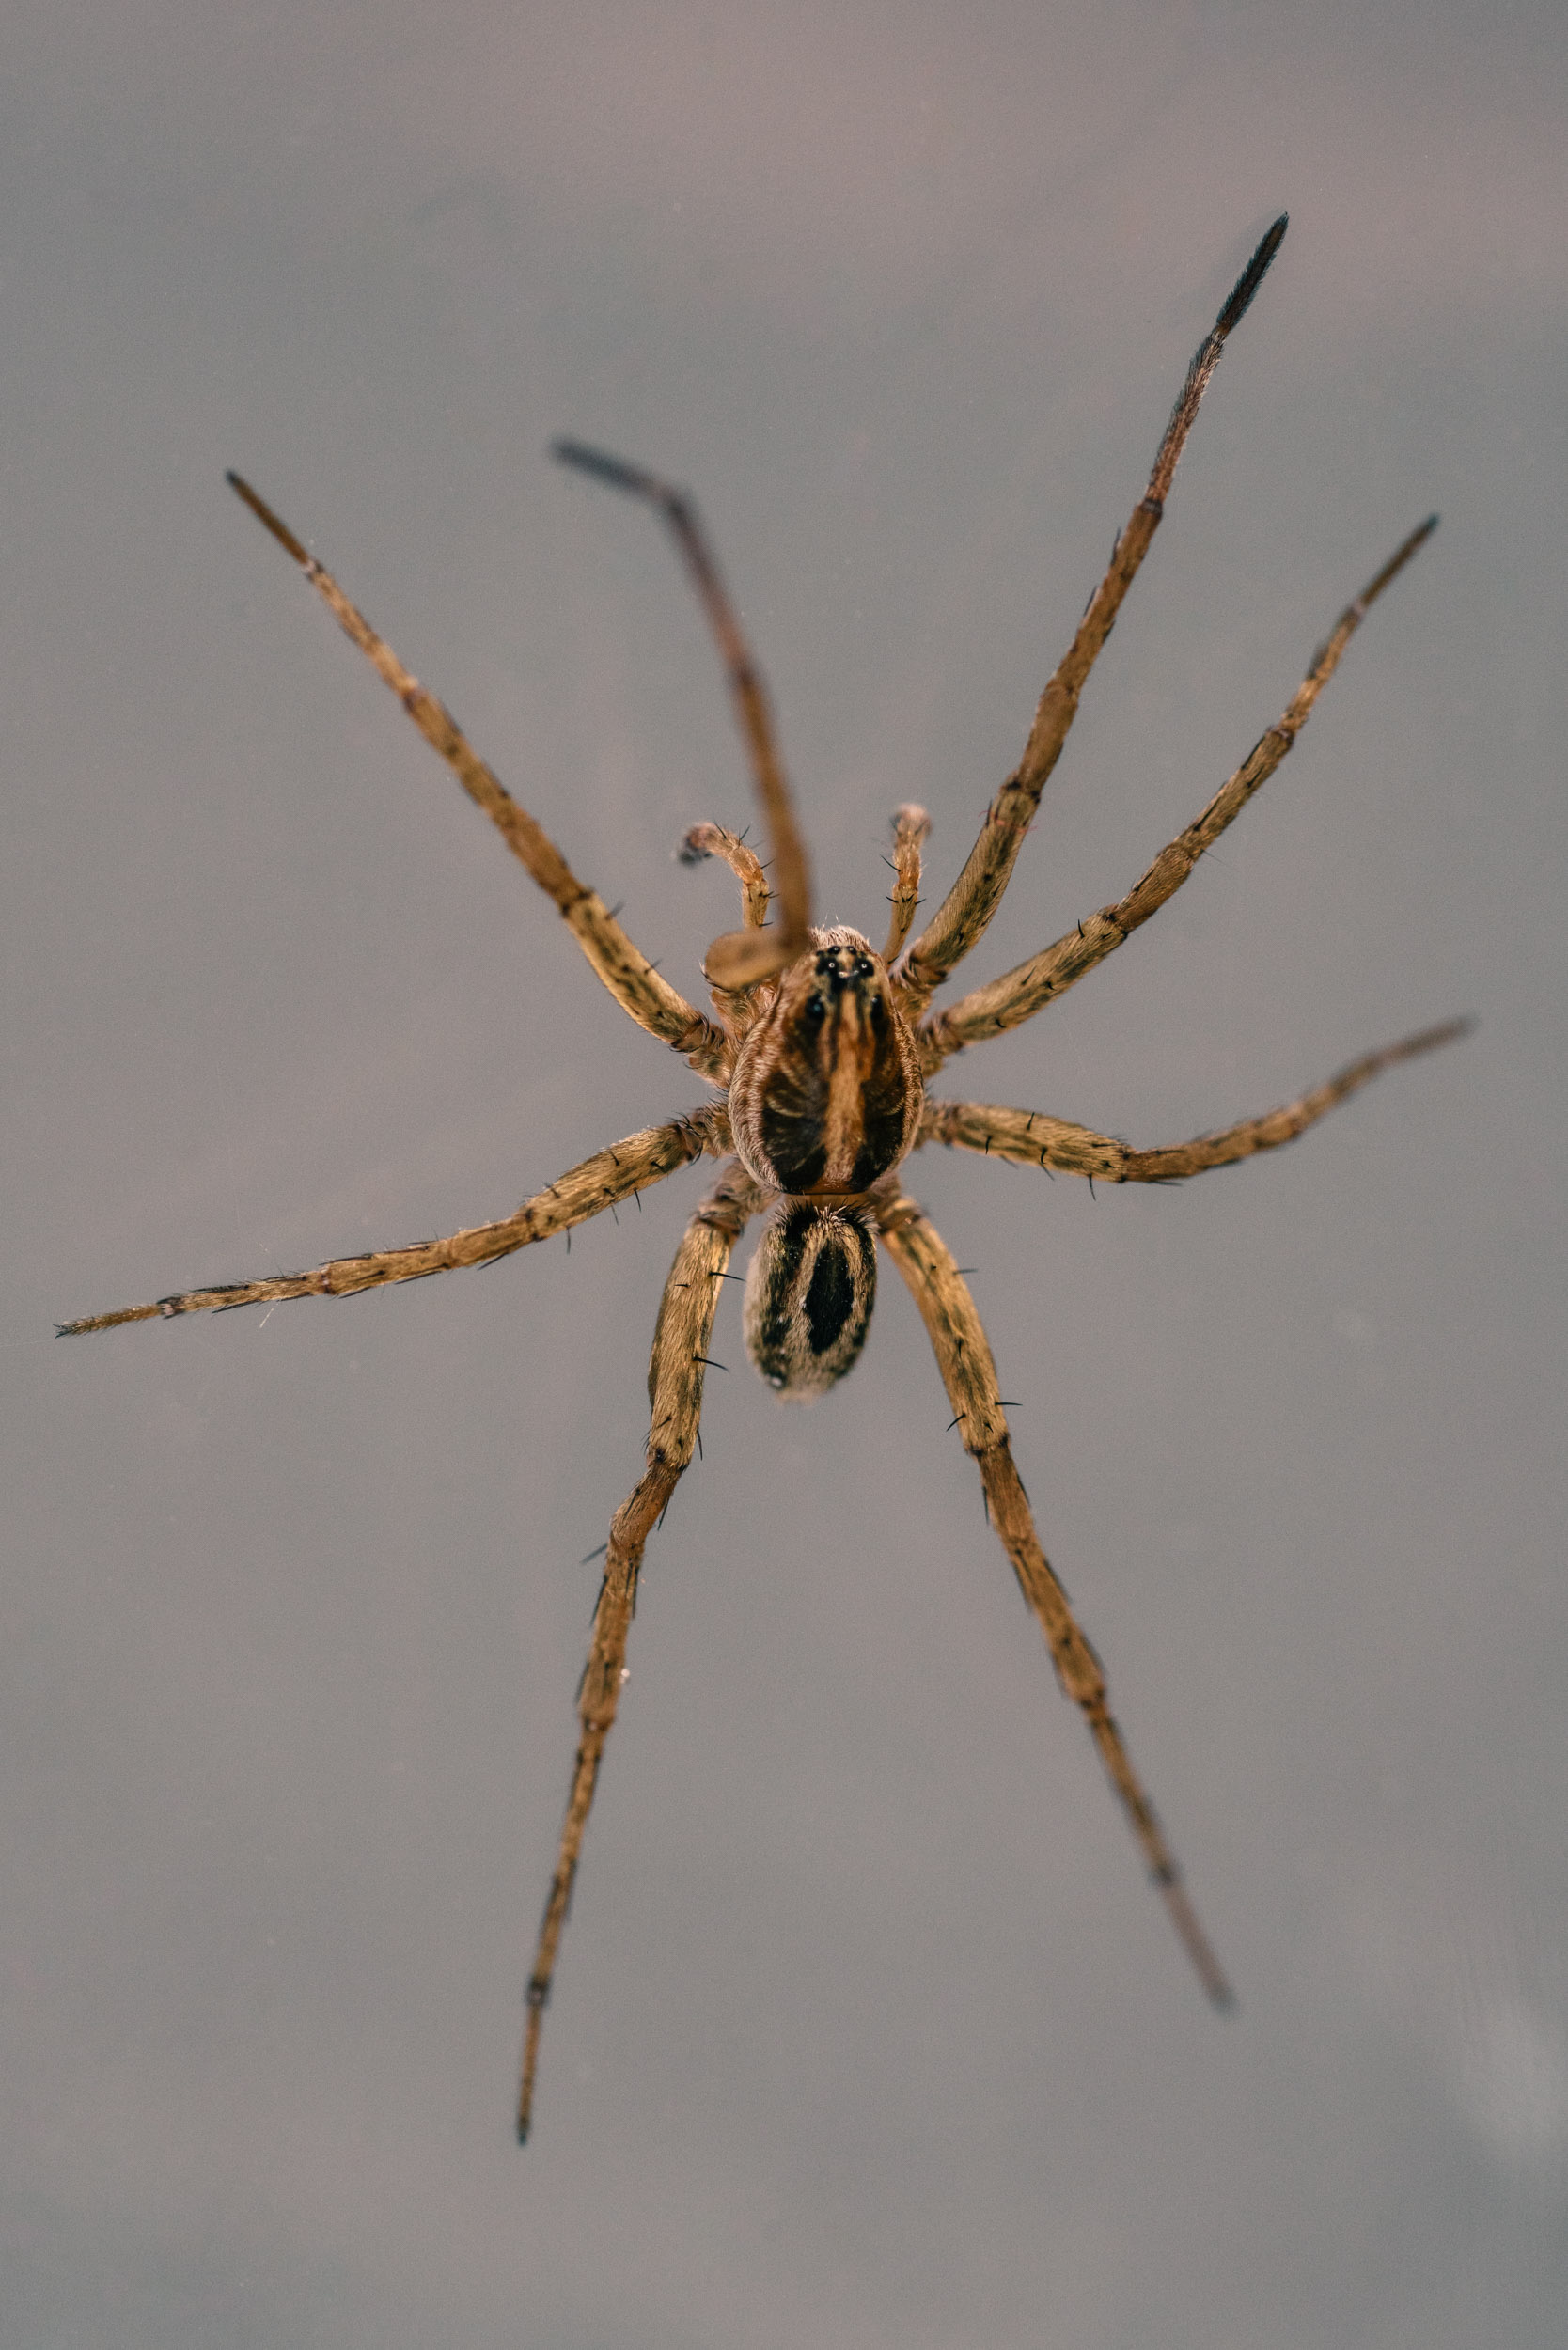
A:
1215 213 1290 336
551 437 651 498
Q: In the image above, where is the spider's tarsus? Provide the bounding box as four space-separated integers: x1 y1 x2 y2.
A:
1215 213 1289 341
1362 513 1440 606
552 438 666 503
227 470 312 569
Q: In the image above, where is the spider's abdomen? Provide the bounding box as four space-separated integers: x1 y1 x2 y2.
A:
728 928 922 1198
743 1201 876 1400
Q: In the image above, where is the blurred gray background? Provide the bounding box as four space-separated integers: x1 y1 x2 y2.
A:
7 4 1565 2344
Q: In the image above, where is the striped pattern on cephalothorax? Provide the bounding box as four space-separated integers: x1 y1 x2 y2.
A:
727 927 923 1198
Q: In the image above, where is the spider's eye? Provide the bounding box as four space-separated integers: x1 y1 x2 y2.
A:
804 995 826 1024
855 956 873 979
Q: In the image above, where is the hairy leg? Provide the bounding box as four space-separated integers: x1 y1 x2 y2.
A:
883 803 932 964
553 443 813 992
920 517 1438 1069
57 1108 729 1334
519 1159 767 2140
874 1190 1232 2008
894 218 1288 1024
227 475 727 1078
918 1020 1468 1181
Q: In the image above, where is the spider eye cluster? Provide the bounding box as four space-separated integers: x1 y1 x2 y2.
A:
743 1202 876 1401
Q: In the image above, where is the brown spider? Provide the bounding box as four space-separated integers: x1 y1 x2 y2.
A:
60 214 1466 2142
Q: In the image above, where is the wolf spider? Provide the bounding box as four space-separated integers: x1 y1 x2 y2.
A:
62 215 1466 2140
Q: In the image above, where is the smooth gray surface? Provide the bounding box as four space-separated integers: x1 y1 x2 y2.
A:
8 5 1565 2343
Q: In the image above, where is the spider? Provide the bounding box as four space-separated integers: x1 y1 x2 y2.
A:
61 215 1466 2142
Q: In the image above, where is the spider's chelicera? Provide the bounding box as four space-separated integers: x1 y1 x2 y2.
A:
62 216 1467 2141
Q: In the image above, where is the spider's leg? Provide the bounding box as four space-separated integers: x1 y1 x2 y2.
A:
921 517 1438 1069
519 1159 767 2142
56 1109 727 1335
918 1020 1470 1182
895 217 1287 1024
553 442 813 992
882 803 932 964
226 475 726 1081
874 1189 1233 2009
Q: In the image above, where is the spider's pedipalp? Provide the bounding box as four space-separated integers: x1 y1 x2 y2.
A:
553 440 813 992
678 820 771 932
678 822 775 1044
922 515 1443 1068
894 216 1289 1023
56 1108 728 1336
874 1190 1233 2010
883 803 931 964
919 1021 1471 1184
224 474 726 1079
519 1158 766 2142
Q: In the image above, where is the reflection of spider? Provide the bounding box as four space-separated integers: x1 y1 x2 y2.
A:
62 214 1466 2140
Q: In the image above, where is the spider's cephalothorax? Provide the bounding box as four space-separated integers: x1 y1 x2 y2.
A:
743 1198 877 1398
727 928 923 1198
65 217 1470 2142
